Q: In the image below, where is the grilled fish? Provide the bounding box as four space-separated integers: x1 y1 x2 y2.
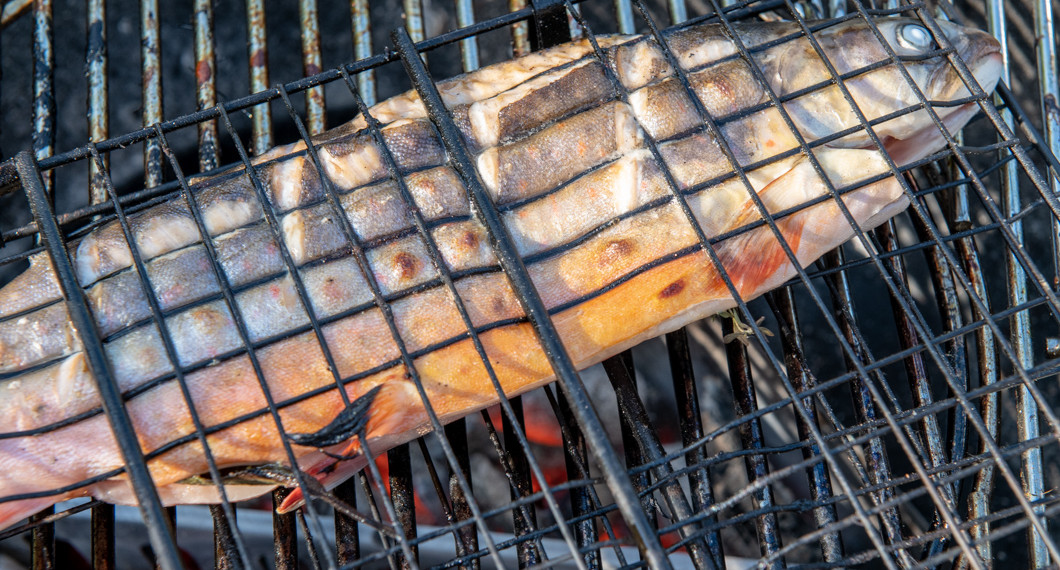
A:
0 17 1001 528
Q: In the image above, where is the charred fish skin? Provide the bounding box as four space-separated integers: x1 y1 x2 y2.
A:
0 17 1000 525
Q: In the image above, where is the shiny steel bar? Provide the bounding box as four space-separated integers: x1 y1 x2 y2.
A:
455 0 480 70
984 0 1049 565
300 0 326 134
614 0 634 33
1037 0 1059 253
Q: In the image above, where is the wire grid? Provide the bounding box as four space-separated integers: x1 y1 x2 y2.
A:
0 0 1056 568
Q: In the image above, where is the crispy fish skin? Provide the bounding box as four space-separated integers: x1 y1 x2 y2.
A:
0 18 1000 525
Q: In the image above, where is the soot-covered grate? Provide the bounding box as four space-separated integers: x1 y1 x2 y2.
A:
0 0 1058 568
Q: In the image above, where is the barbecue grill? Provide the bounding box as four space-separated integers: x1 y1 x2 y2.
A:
0 0 1057 568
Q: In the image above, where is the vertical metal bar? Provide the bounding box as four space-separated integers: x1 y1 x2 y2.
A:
1041 0 1060 294
766 290 843 564
455 0 479 71
299 0 326 134
509 0 531 57
443 420 479 570
273 491 298 570
614 0 634 34
211 506 236 570
32 0 53 193
554 390 598 570
15 151 183 570
667 0 687 24
389 445 418 569
29 510 54 570
603 353 715 569
30 1 55 564
502 398 541 568
87 0 108 205
86 2 114 564
334 480 360 565
665 329 725 567
984 2 1048 565
194 0 219 171
140 0 163 188
821 250 910 564
607 353 654 520
246 0 272 154
721 318 783 568
953 199 1000 567
350 0 375 106
391 26 674 570
91 505 115 570
403 0 426 63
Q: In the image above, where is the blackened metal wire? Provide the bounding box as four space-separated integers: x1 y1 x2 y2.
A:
1 0 1059 567
13 152 184 570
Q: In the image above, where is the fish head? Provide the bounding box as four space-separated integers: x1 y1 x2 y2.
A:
768 17 1002 163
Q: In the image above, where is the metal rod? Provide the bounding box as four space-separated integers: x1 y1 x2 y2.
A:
14 151 183 570
388 445 418 569
721 318 783 568
350 0 375 106
140 0 163 188
195 0 219 171
390 25 673 570
455 0 480 70
300 0 326 134
246 0 272 154
665 328 725 566
984 1 1049 564
766 290 843 564
442 419 479 570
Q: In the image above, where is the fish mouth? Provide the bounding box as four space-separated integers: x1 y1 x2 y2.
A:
876 101 982 165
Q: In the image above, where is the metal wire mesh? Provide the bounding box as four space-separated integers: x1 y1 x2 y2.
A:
0 0 1057 568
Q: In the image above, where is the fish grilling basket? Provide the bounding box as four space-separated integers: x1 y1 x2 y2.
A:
0 0 1058 568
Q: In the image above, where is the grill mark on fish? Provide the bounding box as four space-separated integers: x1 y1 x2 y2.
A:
0 17 1004 521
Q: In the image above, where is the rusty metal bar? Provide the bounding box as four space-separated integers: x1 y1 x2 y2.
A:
140 0 163 188
87 0 108 205
509 0 531 56
195 0 219 171
350 0 375 106
85 0 114 564
300 0 326 134
246 0 272 154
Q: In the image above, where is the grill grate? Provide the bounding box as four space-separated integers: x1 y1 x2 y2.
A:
0 0 1058 568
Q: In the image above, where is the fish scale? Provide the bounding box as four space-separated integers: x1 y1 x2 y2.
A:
0 17 1002 528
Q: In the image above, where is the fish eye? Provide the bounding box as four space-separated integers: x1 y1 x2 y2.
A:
896 23 935 51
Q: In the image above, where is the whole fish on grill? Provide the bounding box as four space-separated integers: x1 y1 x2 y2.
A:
0 16 1001 527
